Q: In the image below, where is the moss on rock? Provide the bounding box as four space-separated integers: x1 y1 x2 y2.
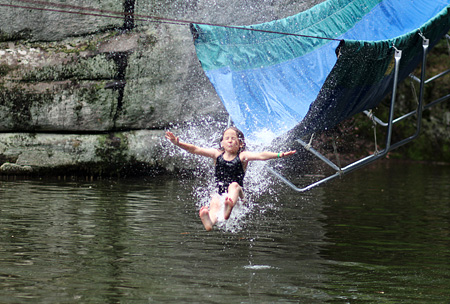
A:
22 54 116 82
95 132 130 173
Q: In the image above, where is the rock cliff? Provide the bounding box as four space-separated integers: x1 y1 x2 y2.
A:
0 0 325 176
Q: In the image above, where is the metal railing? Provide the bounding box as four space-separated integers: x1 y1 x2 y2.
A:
267 34 449 192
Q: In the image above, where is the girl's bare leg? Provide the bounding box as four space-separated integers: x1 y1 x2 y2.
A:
224 182 244 220
199 195 222 231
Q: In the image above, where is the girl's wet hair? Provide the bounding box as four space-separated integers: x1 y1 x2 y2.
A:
219 126 246 152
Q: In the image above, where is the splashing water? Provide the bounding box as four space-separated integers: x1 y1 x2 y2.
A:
243 264 274 270
247 128 277 147
165 119 290 233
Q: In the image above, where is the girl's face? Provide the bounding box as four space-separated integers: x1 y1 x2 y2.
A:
221 129 243 154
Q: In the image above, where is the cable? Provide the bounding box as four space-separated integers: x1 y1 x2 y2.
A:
0 3 127 21
1 0 343 41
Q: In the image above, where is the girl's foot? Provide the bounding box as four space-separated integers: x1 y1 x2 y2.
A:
224 197 234 220
199 206 214 231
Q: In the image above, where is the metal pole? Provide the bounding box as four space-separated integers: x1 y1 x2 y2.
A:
384 48 402 152
296 138 341 172
391 37 429 150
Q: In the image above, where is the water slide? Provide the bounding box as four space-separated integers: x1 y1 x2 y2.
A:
191 0 450 141
191 0 450 190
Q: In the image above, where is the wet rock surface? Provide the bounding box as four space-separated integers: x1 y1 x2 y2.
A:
0 0 326 175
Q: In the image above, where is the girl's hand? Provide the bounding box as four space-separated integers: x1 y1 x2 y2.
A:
279 150 296 158
165 131 179 146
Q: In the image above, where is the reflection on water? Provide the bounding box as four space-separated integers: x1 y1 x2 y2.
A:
0 160 449 303
320 161 450 303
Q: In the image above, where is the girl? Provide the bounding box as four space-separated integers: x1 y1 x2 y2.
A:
165 127 296 231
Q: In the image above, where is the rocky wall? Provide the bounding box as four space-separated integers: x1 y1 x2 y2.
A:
0 0 326 176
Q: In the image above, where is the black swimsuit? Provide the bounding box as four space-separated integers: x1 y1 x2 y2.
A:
214 153 245 194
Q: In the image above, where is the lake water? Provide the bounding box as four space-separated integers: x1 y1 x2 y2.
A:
0 160 449 303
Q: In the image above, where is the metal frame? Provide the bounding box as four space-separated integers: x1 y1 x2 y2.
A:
268 34 449 192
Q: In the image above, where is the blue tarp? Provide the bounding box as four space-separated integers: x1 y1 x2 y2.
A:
191 0 450 142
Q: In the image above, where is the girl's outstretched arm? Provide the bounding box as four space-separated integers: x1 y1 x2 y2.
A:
241 150 296 162
165 131 220 159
